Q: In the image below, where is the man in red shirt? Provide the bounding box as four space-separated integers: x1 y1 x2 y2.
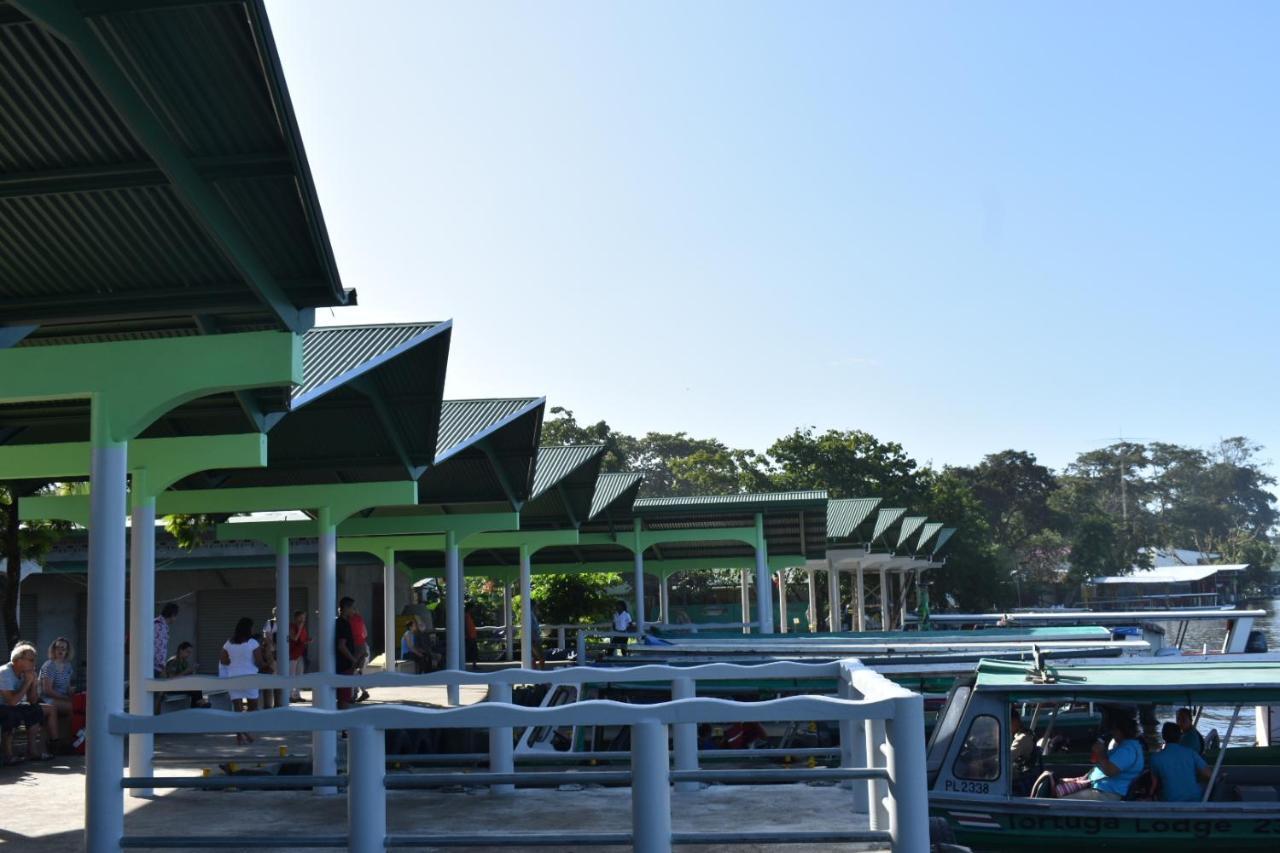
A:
287 610 310 702
348 602 370 702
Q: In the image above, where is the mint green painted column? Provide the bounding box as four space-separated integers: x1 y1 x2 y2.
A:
275 538 290 707
753 513 773 634
126 480 157 798
86 407 127 853
519 545 533 670
445 530 461 705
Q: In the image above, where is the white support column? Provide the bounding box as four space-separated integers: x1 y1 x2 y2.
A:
806 569 818 633
85 431 127 853
671 677 698 792
855 566 866 633
445 530 462 706
126 489 156 798
899 570 909 631
659 572 670 625
865 717 890 831
347 726 387 853
519 546 533 670
739 570 750 634
631 720 673 853
777 568 788 633
632 548 646 632
382 554 396 675
878 568 890 631
753 514 773 634
314 517 338 793
885 695 929 851
827 567 841 632
275 539 290 707
503 582 514 662
489 682 514 794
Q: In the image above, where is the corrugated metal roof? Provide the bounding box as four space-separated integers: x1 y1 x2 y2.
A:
932 528 956 554
916 521 944 552
896 516 927 550
1091 564 1248 585
0 0 348 338
531 445 606 500
870 508 906 543
294 323 446 405
826 497 881 540
435 398 544 462
589 472 644 520
633 490 827 512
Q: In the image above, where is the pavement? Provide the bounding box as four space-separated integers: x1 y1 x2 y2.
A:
0 675 888 852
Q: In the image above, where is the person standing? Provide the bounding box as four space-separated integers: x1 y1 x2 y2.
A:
287 610 310 702
348 601 370 702
611 600 633 656
334 597 359 710
153 602 179 679
219 617 264 745
464 600 480 671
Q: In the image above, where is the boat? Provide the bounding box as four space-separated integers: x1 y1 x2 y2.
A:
927 658 1280 849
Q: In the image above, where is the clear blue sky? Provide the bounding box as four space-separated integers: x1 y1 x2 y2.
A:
268 1 1280 476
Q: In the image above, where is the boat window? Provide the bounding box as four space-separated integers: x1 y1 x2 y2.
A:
926 684 971 778
953 714 1000 781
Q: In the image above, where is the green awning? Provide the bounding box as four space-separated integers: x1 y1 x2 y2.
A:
975 659 1280 704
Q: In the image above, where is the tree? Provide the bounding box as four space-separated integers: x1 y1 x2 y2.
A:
918 471 1013 611
515 571 623 626
767 428 925 505
1 484 68 650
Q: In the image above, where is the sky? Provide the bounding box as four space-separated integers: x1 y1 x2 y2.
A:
267 1 1280 476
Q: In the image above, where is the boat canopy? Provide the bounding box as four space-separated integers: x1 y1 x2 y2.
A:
975 659 1280 704
654 626 1114 643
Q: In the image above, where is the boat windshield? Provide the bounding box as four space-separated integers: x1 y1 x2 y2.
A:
927 682 972 781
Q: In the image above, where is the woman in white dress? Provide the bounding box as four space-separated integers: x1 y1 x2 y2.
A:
219 617 264 745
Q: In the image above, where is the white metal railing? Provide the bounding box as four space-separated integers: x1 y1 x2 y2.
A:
124 660 929 852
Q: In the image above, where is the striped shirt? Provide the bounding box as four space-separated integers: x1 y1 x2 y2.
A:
153 616 169 674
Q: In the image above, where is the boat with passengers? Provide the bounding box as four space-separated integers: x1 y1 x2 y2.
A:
927 658 1280 849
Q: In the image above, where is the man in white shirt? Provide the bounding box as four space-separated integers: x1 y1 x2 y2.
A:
611 600 633 656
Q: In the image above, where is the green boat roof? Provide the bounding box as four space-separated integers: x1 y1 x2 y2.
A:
975 659 1280 704
658 626 1113 643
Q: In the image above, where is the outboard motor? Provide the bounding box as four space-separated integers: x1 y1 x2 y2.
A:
1245 629 1268 654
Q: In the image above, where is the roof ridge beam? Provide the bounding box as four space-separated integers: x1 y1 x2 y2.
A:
13 0 319 332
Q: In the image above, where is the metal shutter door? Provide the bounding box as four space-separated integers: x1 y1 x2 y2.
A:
195 587 308 675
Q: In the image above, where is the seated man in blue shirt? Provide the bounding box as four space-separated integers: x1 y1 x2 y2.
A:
1150 722 1211 802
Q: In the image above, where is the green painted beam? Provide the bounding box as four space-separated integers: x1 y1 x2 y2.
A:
579 526 758 552
0 434 266 490
12 0 315 333
0 331 301 442
217 511 519 546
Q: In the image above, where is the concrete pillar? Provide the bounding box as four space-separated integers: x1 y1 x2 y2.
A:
445 531 461 705
632 549 646 631
126 489 156 797
671 678 698 792
899 571 910 631
382 553 396 674
347 726 386 853
827 567 841 632
885 695 929 851
879 568 890 631
503 582 514 662
753 514 773 634
275 539 290 706
855 566 866 633
865 717 890 831
314 518 338 793
519 546 533 670
806 569 818 633
489 681 514 794
659 573 670 625
630 720 673 853
739 570 750 634
85 430 126 852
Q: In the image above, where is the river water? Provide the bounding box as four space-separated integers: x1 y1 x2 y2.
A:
1153 598 1277 745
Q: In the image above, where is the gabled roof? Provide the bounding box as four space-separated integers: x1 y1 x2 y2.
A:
522 445 607 526
870 508 906 543
416 398 545 508
633 490 827 515
589 472 644 521
916 521 944 552
933 528 956 554
896 516 926 550
1091 564 1248 585
826 497 881 541
0 0 350 340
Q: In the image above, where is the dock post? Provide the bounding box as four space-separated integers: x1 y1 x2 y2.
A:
671 678 698 792
348 726 386 853
886 694 929 852
489 682 515 794
865 717 890 831
631 719 672 853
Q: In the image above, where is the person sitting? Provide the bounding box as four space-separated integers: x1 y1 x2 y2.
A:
163 642 208 709
1176 707 1205 755
401 619 433 674
1010 713 1035 772
1053 716 1144 800
0 642 56 762
1150 721 1211 802
38 637 76 718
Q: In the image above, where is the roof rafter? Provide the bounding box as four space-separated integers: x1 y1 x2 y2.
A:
0 153 293 199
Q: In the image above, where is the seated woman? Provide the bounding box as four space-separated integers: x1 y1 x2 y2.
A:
1 642 57 761
39 637 75 716
1052 716 1145 800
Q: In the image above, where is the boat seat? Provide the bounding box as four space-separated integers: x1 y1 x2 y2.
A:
1234 785 1280 802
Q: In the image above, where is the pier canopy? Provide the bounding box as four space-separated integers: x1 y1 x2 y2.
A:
0 0 351 342
520 444 608 528
976 659 1280 704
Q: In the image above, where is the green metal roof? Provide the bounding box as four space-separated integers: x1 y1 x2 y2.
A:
435 398 542 461
0 0 349 341
294 323 446 405
896 515 926 550
870 507 906 543
633 490 827 515
916 521 944 552
416 398 545 508
933 527 956 554
588 472 644 521
522 445 607 526
826 497 881 540
975 659 1280 704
